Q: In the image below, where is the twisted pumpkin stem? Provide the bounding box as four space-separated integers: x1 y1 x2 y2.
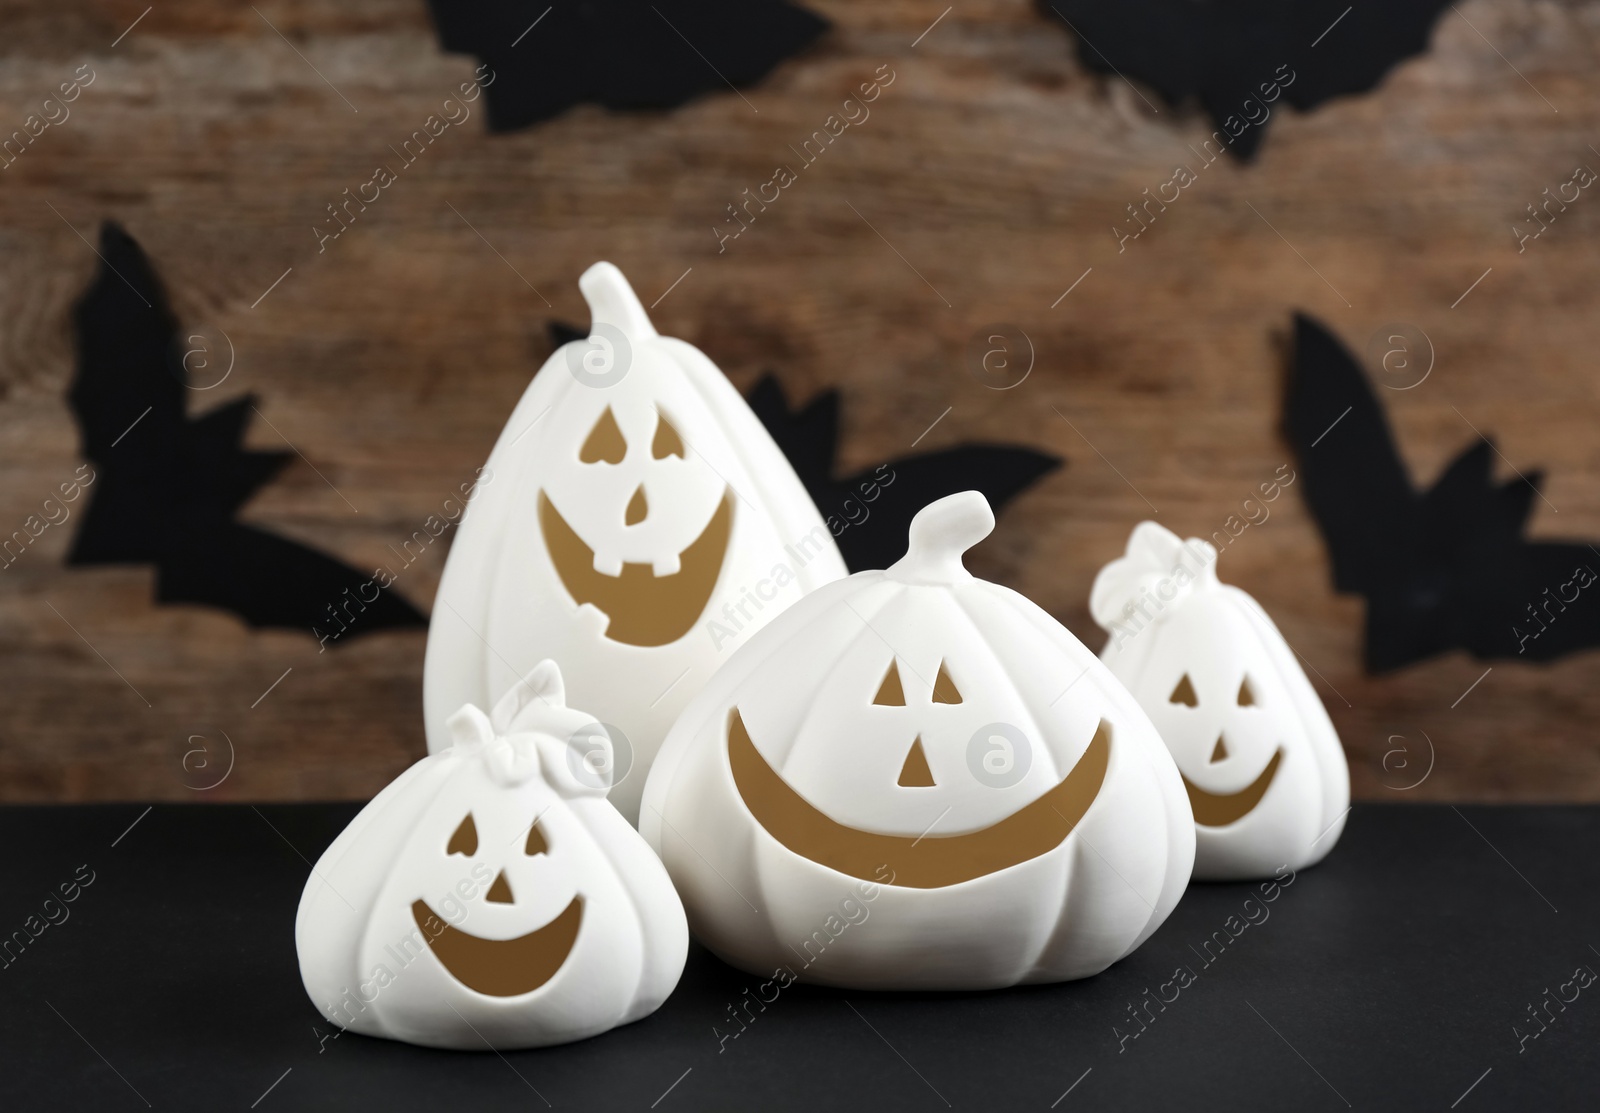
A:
887 490 995 584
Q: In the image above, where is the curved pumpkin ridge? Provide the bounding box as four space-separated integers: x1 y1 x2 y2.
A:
729 708 1111 889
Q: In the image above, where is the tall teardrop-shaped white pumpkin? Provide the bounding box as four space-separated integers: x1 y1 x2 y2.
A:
298 662 687 1050
1090 521 1350 880
424 263 847 824
642 492 1195 991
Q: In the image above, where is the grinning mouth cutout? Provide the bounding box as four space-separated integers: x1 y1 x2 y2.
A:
411 896 583 997
538 490 732 647
1181 748 1284 827
726 709 1111 889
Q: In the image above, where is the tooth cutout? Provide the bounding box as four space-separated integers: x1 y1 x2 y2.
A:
874 661 906 706
652 412 685 458
485 871 515 904
1210 736 1229 763
1237 677 1256 706
579 407 626 464
625 485 648 525
897 736 936 787
538 491 734 646
526 821 549 856
1170 674 1198 706
931 660 962 704
447 814 478 856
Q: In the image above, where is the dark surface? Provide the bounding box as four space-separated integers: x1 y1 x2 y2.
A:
0 802 1594 1111
1285 314 1596 672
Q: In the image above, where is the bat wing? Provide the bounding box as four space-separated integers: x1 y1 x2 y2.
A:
428 1 829 133
1285 314 1423 595
748 373 1060 571
1043 1 1451 161
156 524 424 635
833 445 1062 572
746 373 840 498
1481 542 1600 661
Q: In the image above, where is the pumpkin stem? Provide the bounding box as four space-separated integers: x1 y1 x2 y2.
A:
580 261 659 338
886 491 994 584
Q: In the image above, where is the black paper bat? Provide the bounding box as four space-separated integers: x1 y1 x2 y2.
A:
1286 314 1598 670
427 0 830 134
747 375 1063 572
1041 0 1452 161
547 322 1062 571
66 224 426 640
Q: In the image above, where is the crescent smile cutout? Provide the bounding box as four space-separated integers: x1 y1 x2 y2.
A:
538 490 733 647
411 896 583 997
727 710 1112 889
1182 748 1284 827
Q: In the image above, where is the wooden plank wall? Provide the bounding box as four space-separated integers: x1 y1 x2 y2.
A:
2 0 1598 802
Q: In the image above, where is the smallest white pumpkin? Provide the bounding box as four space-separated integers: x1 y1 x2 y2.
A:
296 661 687 1050
1090 522 1349 880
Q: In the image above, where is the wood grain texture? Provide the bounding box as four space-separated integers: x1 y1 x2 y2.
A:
2 0 1599 802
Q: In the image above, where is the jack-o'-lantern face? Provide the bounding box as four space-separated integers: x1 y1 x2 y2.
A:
1127 595 1297 829
540 400 732 647
410 809 583 997
1161 670 1282 826
726 641 1112 889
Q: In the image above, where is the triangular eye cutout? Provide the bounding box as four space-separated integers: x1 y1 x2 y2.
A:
897 736 936 787
873 661 905 706
932 660 962 704
579 407 626 464
1170 674 1198 706
447 814 478 856
1210 735 1229 764
1237 677 1256 706
525 821 549 856
652 411 686 458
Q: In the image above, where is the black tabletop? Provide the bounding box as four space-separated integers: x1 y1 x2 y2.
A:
0 802 1594 1111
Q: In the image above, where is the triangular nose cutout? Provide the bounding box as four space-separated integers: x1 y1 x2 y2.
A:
486 870 515 904
1209 735 1229 764
897 736 936 787
625 484 648 525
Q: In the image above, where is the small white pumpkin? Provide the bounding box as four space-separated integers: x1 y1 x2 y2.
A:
297 661 687 1050
1090 521 1350 880
424 262 847 824
641 492 1194 991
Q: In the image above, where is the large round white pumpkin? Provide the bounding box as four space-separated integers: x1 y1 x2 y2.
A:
641 492 1194 990
297 661 687 1049
423 263 846 824
1090 521 1350 880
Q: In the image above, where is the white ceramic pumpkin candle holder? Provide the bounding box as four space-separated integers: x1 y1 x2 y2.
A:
641 492 1195 991
297 661 687 1050
1090 522 1350 880
424 262 846 825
